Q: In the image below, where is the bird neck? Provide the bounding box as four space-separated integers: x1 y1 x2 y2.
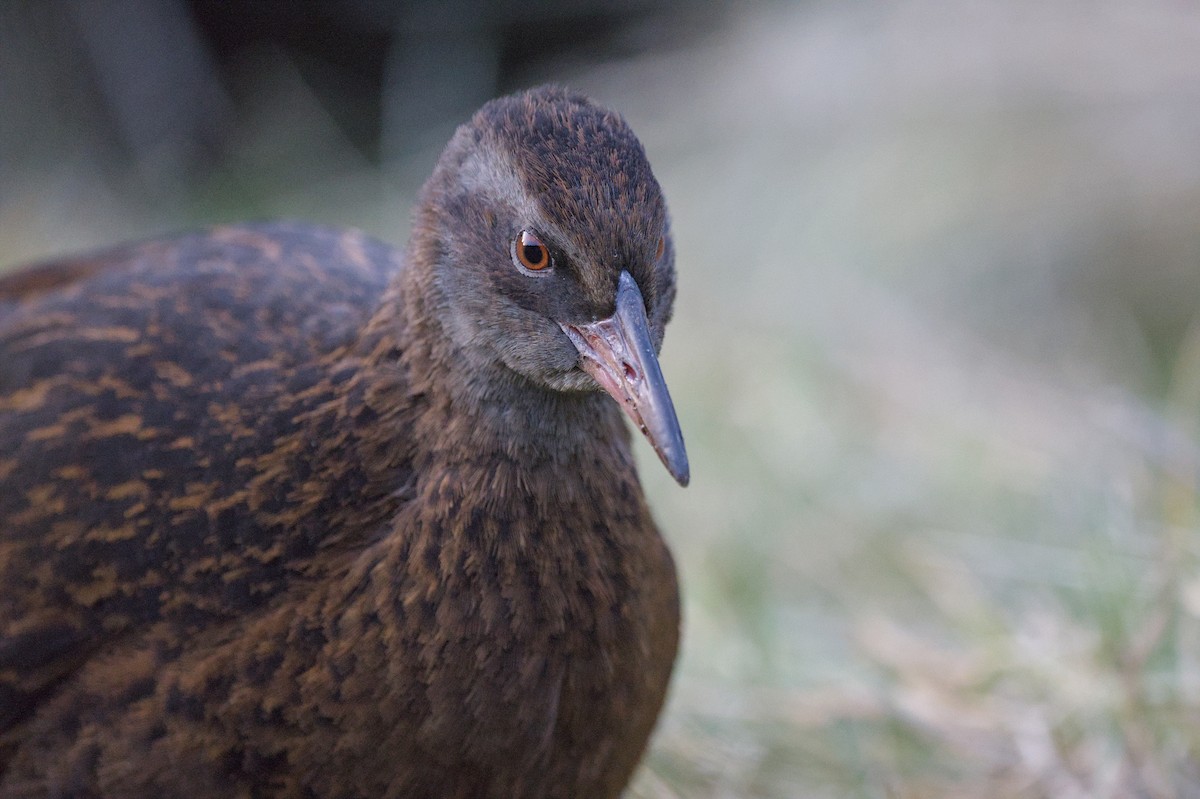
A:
356 272 638 495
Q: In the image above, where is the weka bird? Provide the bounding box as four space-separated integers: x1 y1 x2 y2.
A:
0 86 687 798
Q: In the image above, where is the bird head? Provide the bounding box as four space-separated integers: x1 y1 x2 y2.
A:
408 86 688 486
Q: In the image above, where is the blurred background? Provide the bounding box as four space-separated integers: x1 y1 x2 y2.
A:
5 1 1200 795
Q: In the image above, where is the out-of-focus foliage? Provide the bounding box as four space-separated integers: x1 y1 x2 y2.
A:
6 1 1200 796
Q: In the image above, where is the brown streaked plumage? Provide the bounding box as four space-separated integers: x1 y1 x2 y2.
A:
0 86 686 798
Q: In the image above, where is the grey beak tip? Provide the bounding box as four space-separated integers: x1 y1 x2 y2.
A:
662 441 690 487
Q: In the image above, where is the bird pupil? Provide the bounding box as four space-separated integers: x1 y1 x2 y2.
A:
523 244 544 267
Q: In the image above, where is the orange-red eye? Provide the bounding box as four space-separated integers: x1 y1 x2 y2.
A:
513 230 551 272
655 236 665 261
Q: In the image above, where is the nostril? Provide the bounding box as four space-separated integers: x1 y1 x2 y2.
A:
622 361 638 382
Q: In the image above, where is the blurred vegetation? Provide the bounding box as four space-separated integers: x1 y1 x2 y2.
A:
5 1 1200 796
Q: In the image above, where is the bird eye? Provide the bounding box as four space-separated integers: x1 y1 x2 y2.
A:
655 236 665 261
513 230 551 273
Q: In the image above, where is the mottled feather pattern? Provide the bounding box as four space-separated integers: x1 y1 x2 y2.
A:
0 223 404 733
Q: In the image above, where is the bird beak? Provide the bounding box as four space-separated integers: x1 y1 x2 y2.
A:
560 271 690 486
